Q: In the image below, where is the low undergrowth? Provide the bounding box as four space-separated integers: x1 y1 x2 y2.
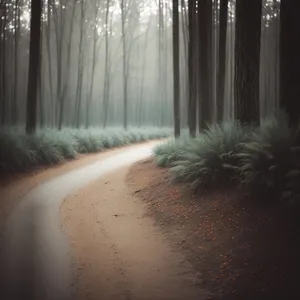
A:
0 127 171 173
154 114 300 204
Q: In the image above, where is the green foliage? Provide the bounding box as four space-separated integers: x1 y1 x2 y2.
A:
153 114 300 205
153 135 190 167
0 128 37 171
0 126 171 173
237 114 300 198
170 122 250 189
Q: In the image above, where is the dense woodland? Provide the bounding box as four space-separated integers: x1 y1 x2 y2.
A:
1 0 300 175
1 2 300 298
0 0 299 134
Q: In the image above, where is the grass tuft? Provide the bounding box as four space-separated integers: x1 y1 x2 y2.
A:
153 115 300 205
0 126 171 173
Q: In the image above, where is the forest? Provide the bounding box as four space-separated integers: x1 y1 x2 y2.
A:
0 0 299 190
1 1 300 299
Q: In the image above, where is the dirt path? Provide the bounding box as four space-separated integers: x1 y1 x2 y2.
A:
0 143 155 234
0 141 164 300
61 166 209 300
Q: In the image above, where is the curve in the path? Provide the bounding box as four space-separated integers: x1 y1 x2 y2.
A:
0 142 160 300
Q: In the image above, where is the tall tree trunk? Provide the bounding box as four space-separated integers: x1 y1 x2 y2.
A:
103 0 111 128
59 2 75 129
217 0 228 121
45 0 54 126
172 0 180 137
120 0 128 130
234 0 262 125
198 0 213 129
280 0 300 126
75 0 85 128
52 0 67 127
26 0 42 133
158 0 164 126
188 0 197 137
38 18 44 127
86 30 97 128
86 1 101 128
138 17 151 127
0 2 7 127
12 0 20 124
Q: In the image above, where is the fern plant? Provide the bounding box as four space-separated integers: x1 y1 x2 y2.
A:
0 126 171 173
170 121 250 190
237 114 300 199
153 135 190 167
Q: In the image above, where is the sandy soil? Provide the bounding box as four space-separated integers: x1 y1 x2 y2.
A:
1 141 165 300
0 142 159 234
61 165 210 300
126 159 300 300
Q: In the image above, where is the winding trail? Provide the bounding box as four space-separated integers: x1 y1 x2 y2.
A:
1 141 208 300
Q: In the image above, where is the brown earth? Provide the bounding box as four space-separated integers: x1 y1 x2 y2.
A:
0 142 157 234
126 159 300 300
61 165 210 300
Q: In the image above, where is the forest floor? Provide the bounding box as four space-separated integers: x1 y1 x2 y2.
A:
1 148 300 300
0 145 144 235
61 164 210 300
126 159 300 300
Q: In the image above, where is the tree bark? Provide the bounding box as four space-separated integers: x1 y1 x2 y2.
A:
120 0 128 130
188 0 197 137
217 0 228 121
172 0 180 137
75 0 86 128
26 0 42 134
45 0 54 126
198 0 213 129
12 0 20 124
280 0 300 127
103 0 111 128
138 17 151 127
0 1 7 127
234 0 262 125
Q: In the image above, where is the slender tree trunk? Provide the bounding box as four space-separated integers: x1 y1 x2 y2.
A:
86 29 97 128
234 0 262 125
188 0 197 137
75 1 85 128
38 18 44 127
163 3 169 126
0 2 7 127
120 0 128 129
103 0 111 128
217 0 228 121
52 0 66 127
45 0 54 126
138 17 151 127
198 0 213 129
12 0 20 124
279 0 300 126
58 2 75 129
172 0 180 137
26 0 42 134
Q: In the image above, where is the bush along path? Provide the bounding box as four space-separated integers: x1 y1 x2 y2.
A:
151 114 300 299
0 127 171 173
154 114 300 205
1 141 168 300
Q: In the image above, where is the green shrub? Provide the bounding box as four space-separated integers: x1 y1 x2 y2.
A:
0 126 171 173
237 114 300 199
153 115 300 204
29 131 64 165
153 132 191 167
170 122 250 190
0 128 37 171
